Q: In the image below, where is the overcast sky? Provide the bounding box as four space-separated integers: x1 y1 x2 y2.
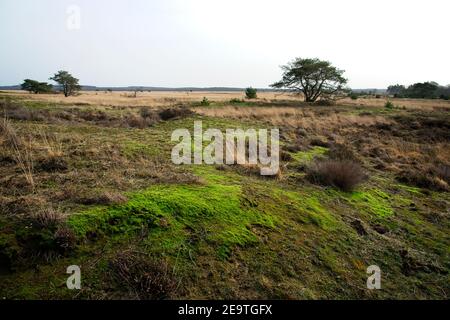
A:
1 0 449 88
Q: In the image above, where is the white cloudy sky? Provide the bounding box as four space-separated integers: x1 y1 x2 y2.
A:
0 0 449 88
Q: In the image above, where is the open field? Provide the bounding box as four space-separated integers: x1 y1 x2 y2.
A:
0 91 449 299
2 90 450 110
0 90 300 108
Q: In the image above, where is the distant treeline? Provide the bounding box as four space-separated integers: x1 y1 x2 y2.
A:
387 82 450 100
0 84 275 93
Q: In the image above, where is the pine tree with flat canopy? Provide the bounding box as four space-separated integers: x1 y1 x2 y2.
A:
271 58 348 102
50 70 81 97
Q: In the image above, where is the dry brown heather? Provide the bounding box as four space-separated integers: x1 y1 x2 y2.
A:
196 106 394 128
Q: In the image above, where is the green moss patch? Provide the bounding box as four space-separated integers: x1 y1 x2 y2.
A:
280 189 339 231
347 189 394 218
68 180 278 260
292 146 328 164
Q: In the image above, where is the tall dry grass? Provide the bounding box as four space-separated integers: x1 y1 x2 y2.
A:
341 97 450 111
0 117 35 189
196 106 393 129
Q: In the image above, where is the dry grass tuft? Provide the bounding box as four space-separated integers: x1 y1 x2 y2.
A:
109 251 177 300
1 118 35 189
32 208 64 229
1 117 22 147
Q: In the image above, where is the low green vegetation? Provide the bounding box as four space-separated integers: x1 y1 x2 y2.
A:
347 189 394 218
245 87 258 99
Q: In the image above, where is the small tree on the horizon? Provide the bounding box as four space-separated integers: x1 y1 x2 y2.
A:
50 71 81 97
21 79 53 94
245 87 257 99
271 58 348 102
387 84 406 97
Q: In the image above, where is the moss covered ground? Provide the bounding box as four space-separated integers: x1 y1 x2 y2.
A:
0 96 449 299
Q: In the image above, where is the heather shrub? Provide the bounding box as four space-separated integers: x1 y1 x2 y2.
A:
307 160 366 192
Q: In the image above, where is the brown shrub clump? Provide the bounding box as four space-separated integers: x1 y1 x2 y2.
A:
313 99 336 106
122 114 158 129
307 160 366 192
327 143 359 163
0 101 47 122
109 251 177 300
36 156 68 172
158 107 194 121
435 164 450 184
396 166 449 192
77 192 128 206
139 107 159 120
310 137 330 148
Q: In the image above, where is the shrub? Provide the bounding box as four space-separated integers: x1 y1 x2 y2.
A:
349 93 359 100
36 156 68 172
200 97 210 106
307 160 366 192
123 115 151 129
245 87 257 99
0 101 47 122
230 98 245 104
385 101 394 109
327 143 359 162
396 167 449 191
310 138 330 148
158 107 194 121
109 251 177 300
77 110 109 122
313 99 336 106
139 107 156 119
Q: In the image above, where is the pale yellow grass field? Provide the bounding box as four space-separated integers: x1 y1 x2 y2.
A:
1 90 298 107
340 97 450 111
3 90 449 111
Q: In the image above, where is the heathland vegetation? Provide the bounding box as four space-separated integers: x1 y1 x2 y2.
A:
0 58 449 299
